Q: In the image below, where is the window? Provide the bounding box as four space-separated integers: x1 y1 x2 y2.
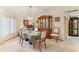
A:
0 16 16 39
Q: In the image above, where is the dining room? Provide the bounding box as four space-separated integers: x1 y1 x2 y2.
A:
0 6 79 52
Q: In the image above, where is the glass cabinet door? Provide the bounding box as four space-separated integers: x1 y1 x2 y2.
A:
46 19 48 29
40 19 43 28
38 20 40 28
43 19 46 29
50 18 52 29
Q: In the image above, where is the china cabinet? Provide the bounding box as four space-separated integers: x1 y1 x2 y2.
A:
38 15 52 39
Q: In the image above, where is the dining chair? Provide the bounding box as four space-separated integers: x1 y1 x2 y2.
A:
50 27 60 42
18 29 27 46
33 31 47 52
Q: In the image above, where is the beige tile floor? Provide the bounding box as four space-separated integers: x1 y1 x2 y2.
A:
0 37 79 52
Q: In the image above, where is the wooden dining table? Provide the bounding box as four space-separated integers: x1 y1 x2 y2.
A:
22 30 41 45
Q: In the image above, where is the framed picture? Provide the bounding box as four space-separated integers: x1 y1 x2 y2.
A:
55 17 60 22
23 20 29 26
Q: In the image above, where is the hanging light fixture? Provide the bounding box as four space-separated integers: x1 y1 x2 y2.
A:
27 6 33 20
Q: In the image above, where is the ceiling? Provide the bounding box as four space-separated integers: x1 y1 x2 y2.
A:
0 6 79 19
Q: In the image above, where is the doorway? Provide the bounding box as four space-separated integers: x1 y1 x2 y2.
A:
69 17 79 36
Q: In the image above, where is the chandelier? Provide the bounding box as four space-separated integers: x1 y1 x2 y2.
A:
27 6 33 20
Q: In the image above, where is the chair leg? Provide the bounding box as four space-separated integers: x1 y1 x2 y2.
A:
44 41 47 49
33 44 35 48
56 38 57 43
56 37 59 43
21 39 23 47
39 42 41 52
19 37 21 44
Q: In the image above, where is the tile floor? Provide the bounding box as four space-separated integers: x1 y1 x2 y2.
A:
0 36 79 52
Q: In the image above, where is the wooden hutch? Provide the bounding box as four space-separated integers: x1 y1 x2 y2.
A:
38 15 52 39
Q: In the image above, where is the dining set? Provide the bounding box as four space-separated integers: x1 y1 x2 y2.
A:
18 28 47 52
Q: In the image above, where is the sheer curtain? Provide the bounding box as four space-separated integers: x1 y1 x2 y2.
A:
0 16 16 39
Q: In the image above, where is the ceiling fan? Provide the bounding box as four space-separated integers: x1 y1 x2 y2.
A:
66 9 78 13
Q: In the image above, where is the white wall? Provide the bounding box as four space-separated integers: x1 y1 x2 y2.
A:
52 13 65 40
48 9 70 40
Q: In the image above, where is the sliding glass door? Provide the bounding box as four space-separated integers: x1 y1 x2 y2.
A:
0 16 16 39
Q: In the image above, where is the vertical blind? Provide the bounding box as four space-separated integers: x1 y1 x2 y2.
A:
0 16 16 39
